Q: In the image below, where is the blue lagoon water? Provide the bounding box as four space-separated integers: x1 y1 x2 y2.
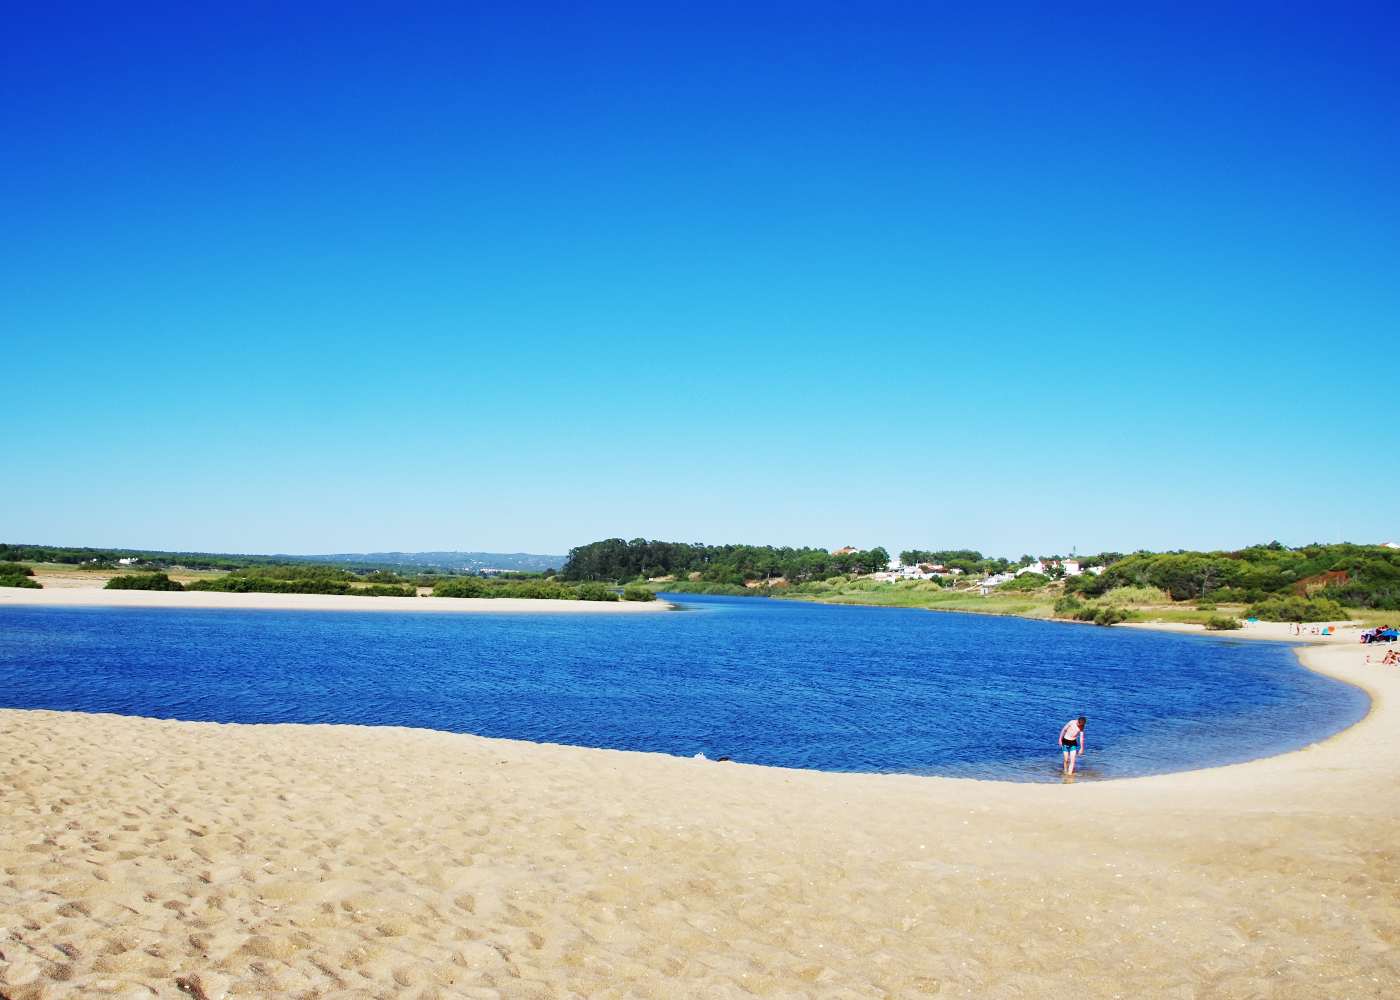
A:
0 594 1368 781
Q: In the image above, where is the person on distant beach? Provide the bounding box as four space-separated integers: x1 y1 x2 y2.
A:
1059 716 1087 775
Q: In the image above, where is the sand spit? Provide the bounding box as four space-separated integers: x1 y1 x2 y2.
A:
0 587 672 615
1 632 1398 997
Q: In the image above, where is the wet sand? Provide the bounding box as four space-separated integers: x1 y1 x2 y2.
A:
0 625 1396 997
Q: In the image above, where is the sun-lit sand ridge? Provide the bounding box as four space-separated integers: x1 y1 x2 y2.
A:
1 622 1397 998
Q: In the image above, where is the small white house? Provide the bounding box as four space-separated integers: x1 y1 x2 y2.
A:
1062 559 1082 577
979 572 1016 595
1015 561 1046 577
117 557 138 566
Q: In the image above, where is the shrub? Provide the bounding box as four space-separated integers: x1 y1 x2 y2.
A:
361 570 407 584
106 573 184 591
1101 585 1169 605
354 584 416 597
502 581 571 599
186 577 351 595
187 576 256 593
1205 615 1242 630
998 572 1049 592
1195 601 1217 611
574 582 619 602
0 574 41 589
621 585 656 602
1092 606 1129 626
1247 596 1347 623
1054 595 1083 616
0 561 35 577
1320 582 1400 612
657 581 762 596
433 578 487 598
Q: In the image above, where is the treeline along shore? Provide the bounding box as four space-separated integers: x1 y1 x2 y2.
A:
560 538 1400 626
5 539 1398 623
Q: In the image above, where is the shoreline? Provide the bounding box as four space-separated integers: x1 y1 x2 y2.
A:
2 611 1396 994
0 586 675 614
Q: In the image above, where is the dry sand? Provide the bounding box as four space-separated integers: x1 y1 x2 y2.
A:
0 587 672 615
1 623 1397 998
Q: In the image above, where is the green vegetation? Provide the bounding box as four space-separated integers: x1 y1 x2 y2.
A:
0 561 40 589
562 538 890 584
1054 594 1083 616
898 550 1011 575
105 573 184 591
186 564 415 597
996 572 1049 592
628 541 1389 627
1071 605 1132 626
1205 615 1242 630
621 585 657 602
1246 596 1347 623
652 580 762 597
776 579 1052 617
1101 585 1170 605
0 544 462 580
355 584 420 597
1070 543 1400 610
432 578 618 601
1 543 289 572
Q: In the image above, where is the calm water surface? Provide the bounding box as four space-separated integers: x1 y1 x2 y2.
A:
0 594 1368 781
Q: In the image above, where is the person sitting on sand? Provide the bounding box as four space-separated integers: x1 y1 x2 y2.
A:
1059 716 1087 775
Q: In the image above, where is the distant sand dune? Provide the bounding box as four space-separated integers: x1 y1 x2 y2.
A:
0 628 1397 997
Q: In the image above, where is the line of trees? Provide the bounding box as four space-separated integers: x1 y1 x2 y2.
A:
898 550 1012 574
1068 542 1400 609
560 539 892 584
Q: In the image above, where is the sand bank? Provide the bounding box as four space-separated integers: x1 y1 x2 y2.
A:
1 629 1397 997
0 586 672 614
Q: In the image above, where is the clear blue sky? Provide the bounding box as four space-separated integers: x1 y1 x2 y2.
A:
5 3 1397 557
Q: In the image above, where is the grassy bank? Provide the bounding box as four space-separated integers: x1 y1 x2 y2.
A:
651 578 1376 628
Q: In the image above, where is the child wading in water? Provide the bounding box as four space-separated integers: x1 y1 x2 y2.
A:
1059 715 1087 775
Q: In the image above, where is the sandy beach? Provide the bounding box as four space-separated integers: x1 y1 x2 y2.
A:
1 624 1397 998
0 587 673 615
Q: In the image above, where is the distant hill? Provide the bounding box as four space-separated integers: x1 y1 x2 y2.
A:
291 551 567 573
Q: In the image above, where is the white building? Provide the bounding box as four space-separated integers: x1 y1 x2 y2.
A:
1062 559 1082 577
1015 561 1046 577
979 572 1016 595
